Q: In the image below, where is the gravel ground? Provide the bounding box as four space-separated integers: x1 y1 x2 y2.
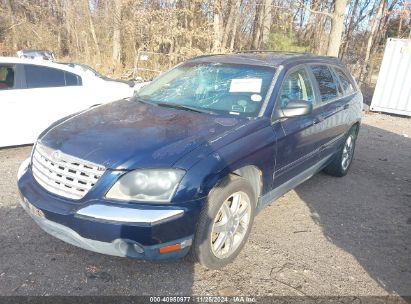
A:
0 112 410 298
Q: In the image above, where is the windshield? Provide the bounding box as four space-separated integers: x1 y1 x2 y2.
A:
63 63 105 78
135 62 275 116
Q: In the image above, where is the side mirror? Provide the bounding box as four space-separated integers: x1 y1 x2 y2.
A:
280 100 313 118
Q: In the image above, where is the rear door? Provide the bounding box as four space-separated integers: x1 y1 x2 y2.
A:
271 64 321 188
308 64 352 160
22 64 86 143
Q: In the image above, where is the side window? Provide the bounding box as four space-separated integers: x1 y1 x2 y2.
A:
0 65 15 90
334 67 354 94
279 67 315 108
311 65 338 102
65 72 82 86
24 65 81 88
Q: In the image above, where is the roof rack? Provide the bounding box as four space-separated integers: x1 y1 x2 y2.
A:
236 50 312 55
188 53 226 60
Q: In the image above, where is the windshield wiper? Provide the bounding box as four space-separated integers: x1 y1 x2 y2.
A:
156 102 215 115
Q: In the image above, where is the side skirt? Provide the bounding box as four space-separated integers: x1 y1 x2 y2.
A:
256 155 332 212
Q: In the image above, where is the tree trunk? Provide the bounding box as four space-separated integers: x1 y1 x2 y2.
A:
222 0 236 48
112 0 122 64
85 0 101 63
251 1 263 49
229 0 241 51
6 0 17 51
261 0 272 47
327 0 348 57
360 0 386 82
340 0 359 59
212 3 222 53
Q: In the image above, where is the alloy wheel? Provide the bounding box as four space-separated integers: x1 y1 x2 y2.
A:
210 191 251 259
341 134 354 171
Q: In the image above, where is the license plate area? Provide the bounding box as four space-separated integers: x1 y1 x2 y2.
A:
21 197 45 218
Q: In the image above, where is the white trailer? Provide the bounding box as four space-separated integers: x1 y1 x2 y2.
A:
370 38 411 116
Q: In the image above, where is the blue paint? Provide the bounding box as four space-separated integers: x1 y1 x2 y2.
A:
17 54 362 260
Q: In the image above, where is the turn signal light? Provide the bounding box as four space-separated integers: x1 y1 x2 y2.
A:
159 243 182 253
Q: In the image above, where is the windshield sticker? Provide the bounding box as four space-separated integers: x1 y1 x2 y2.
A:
251 94 262 102
229 78 262 93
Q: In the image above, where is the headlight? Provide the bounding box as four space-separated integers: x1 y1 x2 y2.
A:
106 169 185 202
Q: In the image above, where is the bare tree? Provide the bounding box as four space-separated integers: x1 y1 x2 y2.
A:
0 0 407 81
212 2 222 52
327 0 349 57
85 0 101 63
112 0 122 64
6 0 16 50
361 0 386 82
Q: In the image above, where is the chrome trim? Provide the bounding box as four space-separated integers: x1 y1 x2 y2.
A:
19 198 192 259
76 205 184 225
258 154 333 211
32 143 105 200
17 157 30 180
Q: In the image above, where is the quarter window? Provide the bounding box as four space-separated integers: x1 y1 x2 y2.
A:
0 65 15 90
24 65 82 88
279 67 315 108
311 65 338 102
334 67 355 94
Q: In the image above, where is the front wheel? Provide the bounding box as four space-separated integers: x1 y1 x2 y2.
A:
192 175 256 269
324 126 358 177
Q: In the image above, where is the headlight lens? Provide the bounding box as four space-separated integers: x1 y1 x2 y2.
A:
106 169 185 202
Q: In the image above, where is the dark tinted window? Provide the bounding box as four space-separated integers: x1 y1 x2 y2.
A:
65 72 82 86
311 65 338 102
280 67 315 108
334 67 355 94
25 65 81 88
0 65 15 90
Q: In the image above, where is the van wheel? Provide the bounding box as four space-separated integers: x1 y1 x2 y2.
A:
192 175 256 269
324 126 358 177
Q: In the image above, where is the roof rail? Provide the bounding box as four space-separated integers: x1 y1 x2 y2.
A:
236 50 312 55
188 53 225 60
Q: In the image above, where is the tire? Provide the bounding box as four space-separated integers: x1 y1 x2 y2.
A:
323 126 358 177
191 175 256 269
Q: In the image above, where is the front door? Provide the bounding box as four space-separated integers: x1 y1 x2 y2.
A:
0 64 35 147
271 65 321 189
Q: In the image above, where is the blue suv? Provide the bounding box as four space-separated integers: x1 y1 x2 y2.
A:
17 52 362 269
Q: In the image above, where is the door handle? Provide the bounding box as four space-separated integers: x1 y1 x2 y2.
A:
343 104 350 110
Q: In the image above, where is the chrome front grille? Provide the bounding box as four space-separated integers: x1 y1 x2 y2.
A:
31 143 106 200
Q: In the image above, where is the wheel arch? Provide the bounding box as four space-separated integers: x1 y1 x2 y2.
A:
231 165 263 200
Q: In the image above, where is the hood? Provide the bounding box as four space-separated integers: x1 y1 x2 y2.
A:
39 99 248 169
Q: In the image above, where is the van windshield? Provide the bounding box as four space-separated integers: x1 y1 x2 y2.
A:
135 62 275 116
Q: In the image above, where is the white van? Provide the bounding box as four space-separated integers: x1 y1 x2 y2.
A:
0 57 136 147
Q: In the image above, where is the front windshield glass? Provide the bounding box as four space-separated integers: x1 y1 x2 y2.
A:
135 62 275 116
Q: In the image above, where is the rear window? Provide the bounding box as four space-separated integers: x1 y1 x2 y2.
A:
311 65 339 102
0 65 15 90
334 67 355 94
24 65 82 88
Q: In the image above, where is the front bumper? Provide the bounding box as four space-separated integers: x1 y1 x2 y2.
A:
17 160 204 260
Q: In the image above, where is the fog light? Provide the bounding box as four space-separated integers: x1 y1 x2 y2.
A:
115 239 144 256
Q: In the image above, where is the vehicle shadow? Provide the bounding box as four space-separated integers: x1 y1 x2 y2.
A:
294 123 411 296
